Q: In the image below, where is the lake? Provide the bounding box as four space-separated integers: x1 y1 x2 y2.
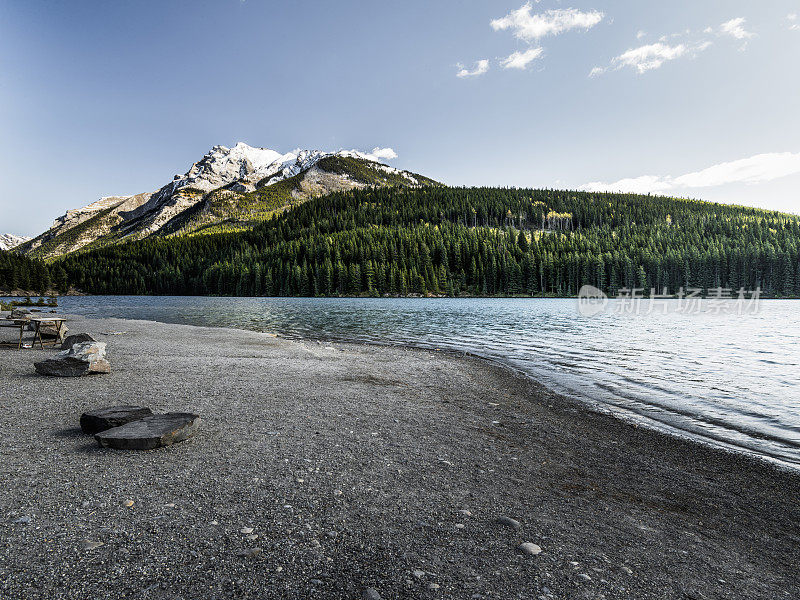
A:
42 295 800 468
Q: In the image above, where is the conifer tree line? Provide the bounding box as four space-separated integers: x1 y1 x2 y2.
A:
35 186 800 297
0 250 68 293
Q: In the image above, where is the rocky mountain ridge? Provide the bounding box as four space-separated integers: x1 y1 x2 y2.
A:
0 234 31 251
18 143 436 259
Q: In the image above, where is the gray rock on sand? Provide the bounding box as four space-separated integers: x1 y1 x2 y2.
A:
362 588 381 600
61 333 95 350
94 412 200 450
495 516 522 531
34 342 110 377
80 540 104 551
79 406 154 434
517 542 542 555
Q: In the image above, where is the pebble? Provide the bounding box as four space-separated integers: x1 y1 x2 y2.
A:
276 566 283 572
210 520 219 526
310 579 323 585
13 516 31 524
325 530 338 539
621 566 633 575
455 523 465 529
237 547 262 558
362 587 381 600
495 516 521 531
412 570 425 579
459 509 473 517
123 500 134 508
428 583 440 591
81 540 104 550
246 534 259 541
577 573 592 582
164 503 176 508
517 542 542 556
333 490 343 497
240 527 254 534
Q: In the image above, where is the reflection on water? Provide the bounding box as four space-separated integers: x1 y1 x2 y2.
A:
52 296 800 468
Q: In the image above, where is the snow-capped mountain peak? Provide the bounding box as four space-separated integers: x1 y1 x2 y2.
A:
0 233 31 251
20 141 433 259
170 142 400 195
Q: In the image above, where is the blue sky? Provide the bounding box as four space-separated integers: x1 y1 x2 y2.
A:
2 1 799 237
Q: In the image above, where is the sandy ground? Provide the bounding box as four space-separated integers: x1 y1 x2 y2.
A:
0 316 798 600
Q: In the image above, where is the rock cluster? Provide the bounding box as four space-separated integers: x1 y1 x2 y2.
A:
34 341 110 377
61 333 95 350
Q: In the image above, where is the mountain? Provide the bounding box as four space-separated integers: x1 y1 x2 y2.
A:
18 143 437 259
0 234 31 251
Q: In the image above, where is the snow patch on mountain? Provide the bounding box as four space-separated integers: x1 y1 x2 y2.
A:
123 142 407 237
0 233 30 251
167 142 401 193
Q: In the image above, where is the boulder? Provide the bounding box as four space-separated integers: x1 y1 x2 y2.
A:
95 413 201 450
80 406 154 434
34 342 110 377
10 308 30 320
39 322 68 341
61 333 96 350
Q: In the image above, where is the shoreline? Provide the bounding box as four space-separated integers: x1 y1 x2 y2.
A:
0 316 798 598
52 309 800 473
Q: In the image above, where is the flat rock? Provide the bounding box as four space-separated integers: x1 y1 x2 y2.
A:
362 588 381 600
94 412 200 450
80 406 153 434
495 516 522 531
518 542 542 555
61 333 96 350
35 342 110 377
80 540 104 551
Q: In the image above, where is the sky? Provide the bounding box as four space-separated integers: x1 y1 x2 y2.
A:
1 1 799 237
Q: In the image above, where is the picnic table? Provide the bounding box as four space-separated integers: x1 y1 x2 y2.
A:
0 315 68 350
0 319 27 349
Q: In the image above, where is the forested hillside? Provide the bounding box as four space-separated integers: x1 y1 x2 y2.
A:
0 250 66 293
56 187 800 297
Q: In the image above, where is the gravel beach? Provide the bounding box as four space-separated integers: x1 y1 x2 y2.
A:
0 316 798 600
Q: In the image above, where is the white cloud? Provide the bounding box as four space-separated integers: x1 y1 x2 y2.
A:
636 30 646 40
613 42 689 73
491 4 604 42
579 175 672 194
720 17 754 40
593 38 711 75
578 152 800 193
789 13 799 31
366 147 398 161
456 59 489 78
500 47 544 70
673 153 800 187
